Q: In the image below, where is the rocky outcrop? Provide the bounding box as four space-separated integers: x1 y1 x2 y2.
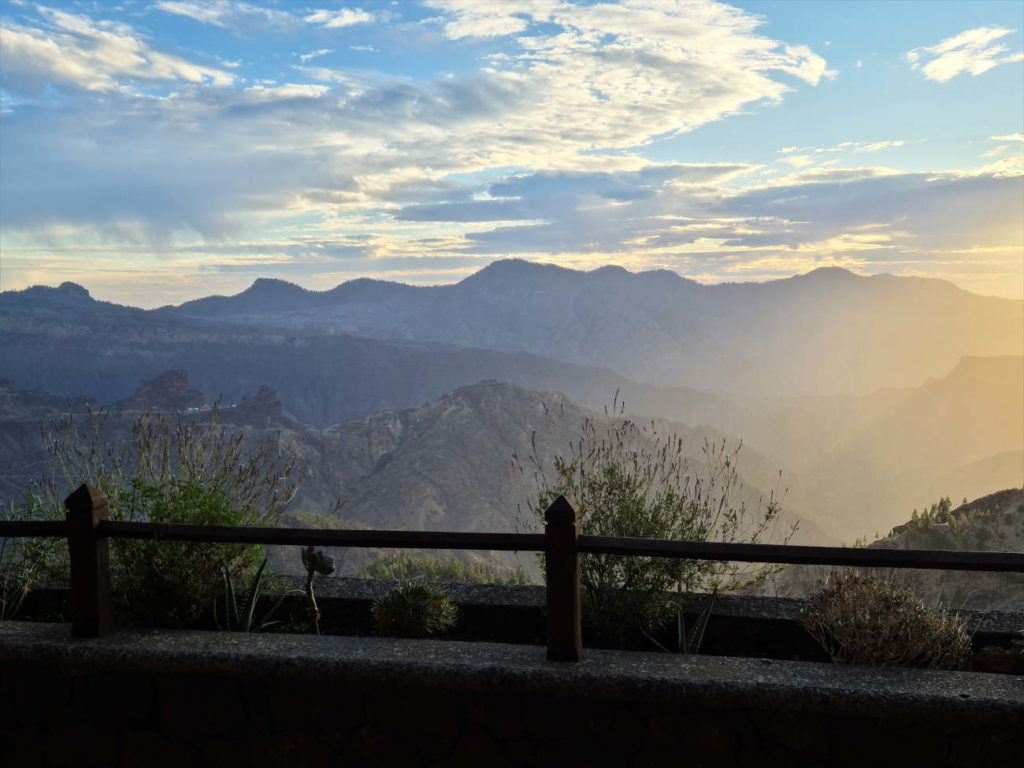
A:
114 370 208 413
221 385 293 427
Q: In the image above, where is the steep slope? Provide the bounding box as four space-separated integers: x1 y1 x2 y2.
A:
164 260 1023 396
217 379 816 556
871 488 1024 611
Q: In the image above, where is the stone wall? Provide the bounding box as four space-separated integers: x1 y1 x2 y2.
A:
1 622 1021 767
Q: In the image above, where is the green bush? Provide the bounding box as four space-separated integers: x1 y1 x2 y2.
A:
358 551 530 585
33 407 300 628
519 401 786 644
801 573 971 669
371 583 458 638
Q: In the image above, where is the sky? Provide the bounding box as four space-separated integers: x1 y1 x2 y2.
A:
0 0 1022 308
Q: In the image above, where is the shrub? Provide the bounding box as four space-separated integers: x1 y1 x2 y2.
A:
33 407 300 628
371 583 458 638
518 400 786 643
358 551 530 585
801 572 971 669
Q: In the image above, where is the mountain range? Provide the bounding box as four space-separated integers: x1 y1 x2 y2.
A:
0 278 725 430
162 260 1022 396
1 261 1020 546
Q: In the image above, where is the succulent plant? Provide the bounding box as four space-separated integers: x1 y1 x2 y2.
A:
371 583 458 639
302 546 335 635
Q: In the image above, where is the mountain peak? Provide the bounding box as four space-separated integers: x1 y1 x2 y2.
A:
590 264 629 276
245 277 307 295
56 281 92 298
468 258 565 277
800 266 859 281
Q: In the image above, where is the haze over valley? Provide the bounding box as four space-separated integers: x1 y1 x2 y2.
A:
2 262 1020 559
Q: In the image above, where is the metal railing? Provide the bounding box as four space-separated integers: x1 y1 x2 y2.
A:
3 484 1023 661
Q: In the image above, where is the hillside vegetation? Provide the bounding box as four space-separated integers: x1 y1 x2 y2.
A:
770 489 1024 610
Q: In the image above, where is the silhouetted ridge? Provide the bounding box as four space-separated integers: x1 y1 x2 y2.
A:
1 281 94 306
457 259 573 285
325 277 419 301
245 277 307 295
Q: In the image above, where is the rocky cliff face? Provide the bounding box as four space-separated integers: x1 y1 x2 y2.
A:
114 370 208 413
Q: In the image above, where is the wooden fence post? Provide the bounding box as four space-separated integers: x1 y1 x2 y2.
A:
65 484 113 638
545 495 582 661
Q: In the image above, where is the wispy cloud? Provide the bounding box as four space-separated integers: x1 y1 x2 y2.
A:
299 48 334 64
781 154 815 168
425 0 531 39
906 26 1024 82
0 6 234 93
155 1 295 30
304 8 375 29
775 140 904 168
858 140 904 152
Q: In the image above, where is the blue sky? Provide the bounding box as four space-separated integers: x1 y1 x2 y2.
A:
1 0 1021 307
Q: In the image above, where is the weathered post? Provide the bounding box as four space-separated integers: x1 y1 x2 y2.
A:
544 494 582 661
65 484 113 638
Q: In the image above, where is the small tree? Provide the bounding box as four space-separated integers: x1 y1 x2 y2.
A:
518 400 788 643
34 407 300 628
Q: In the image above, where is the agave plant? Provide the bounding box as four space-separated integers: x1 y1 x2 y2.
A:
214 557 297 632
675 588 717 654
